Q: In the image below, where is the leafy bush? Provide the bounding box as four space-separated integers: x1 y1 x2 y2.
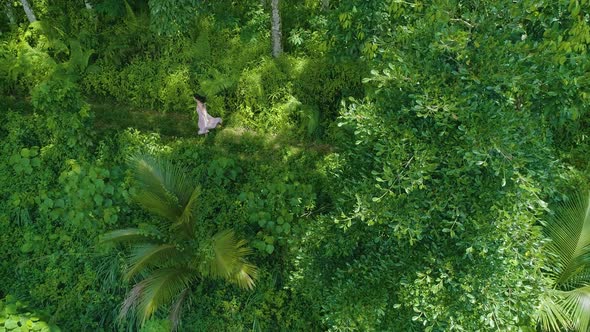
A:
31 78 85 113
0 36 56 96
240 178 315 255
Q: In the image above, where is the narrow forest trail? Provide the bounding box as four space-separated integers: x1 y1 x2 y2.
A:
91 101 335 154
91 102 197 138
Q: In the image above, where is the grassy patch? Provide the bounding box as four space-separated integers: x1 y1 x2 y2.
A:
91 102 197 138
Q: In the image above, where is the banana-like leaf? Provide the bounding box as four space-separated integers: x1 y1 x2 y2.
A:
124 244 182 281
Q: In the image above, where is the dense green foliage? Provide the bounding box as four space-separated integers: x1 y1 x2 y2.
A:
1 0 590 331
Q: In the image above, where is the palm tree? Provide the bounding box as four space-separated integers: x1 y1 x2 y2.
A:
538 191 590 331
102 154 257 330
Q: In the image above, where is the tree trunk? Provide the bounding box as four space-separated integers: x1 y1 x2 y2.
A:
5 2 16 25
271 0 282 58
20 0 36 23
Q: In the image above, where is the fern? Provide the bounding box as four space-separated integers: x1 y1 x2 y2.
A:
201 70 239 97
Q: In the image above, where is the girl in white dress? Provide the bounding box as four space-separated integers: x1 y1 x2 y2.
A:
194 94 222 135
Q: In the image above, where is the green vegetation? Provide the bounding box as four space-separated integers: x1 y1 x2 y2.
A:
538 191 590 332
1 0 590 331
0 295 61 332
102 154 256 329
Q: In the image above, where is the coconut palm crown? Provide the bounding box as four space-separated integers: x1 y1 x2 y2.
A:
538 191 590 331
101 154 257 330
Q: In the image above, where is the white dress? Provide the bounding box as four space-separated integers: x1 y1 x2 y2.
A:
196 100 222 135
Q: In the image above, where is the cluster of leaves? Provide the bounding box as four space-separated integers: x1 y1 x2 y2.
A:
0 295 60 332
240 178 315 254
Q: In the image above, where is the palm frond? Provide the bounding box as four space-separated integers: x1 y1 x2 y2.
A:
561 266 590 290
170 287 190 332
546 192 590 285
231 262 258 290
538 291 573 332
119 281 146 324
133 190 181 223
540 191 590 332
124 244 182 281
134 268 194 325
131 153 195 204
128 155 183 222
158 158 195 207
175 186 201 231
107 154 257 329
206 230 257 289
560 285 590 332
101 228 159 244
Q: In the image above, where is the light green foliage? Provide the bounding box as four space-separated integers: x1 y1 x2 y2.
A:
0 296 61 332
83 53 200 113
0 36 56 95
31 78 84 113
159 67 193 112
139 318 171 332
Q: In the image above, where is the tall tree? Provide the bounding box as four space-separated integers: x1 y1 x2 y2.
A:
271 0 282 57
19 0 36 22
